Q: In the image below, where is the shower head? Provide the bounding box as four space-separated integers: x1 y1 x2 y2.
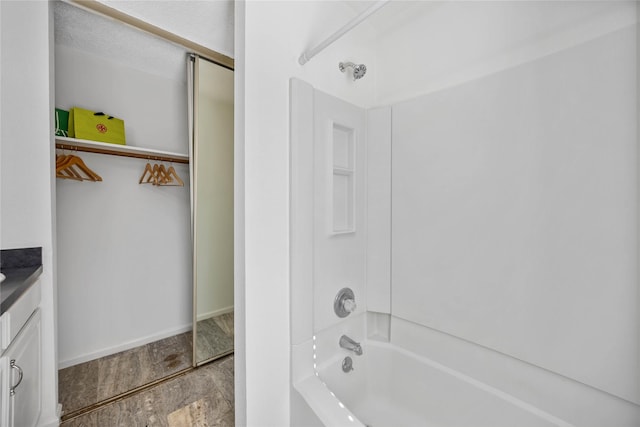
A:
339 62 367 81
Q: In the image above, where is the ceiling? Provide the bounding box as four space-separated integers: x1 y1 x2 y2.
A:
341 0 443 38
55 0 633 92
95 0 234 58
52 0 449 83
53 1 222 82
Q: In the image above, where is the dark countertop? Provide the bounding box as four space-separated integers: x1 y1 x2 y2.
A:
1 247 43 315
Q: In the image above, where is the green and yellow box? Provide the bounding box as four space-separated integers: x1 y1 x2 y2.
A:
68 107 126 145
55 108 70 137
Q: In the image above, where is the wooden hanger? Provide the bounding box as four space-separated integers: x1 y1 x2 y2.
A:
64 155 102 181
140 163 160 185
140 162 168 186
139 162 155 184
56 155 83 181
56 153 102 182
163 166 184 187
150 163 162 185
157 164 170 185
139 161 184 187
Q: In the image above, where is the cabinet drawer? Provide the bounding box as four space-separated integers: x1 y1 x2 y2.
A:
0 280 41 352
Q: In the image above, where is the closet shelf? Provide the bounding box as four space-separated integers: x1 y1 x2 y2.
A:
55 136 189 164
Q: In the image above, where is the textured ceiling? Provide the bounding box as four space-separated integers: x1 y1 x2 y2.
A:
96 0 234 59
54 1 200 82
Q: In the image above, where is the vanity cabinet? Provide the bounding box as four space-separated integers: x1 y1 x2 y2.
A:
0 281 42 427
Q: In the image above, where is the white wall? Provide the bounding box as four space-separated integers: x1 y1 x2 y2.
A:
0 2 59 425
391 18 639 406
55 44 192 366
234 3 246 424
240 1 377 424
55 44 188 153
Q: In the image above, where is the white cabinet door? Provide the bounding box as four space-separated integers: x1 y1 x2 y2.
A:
0 355 8 427
6 309 41 427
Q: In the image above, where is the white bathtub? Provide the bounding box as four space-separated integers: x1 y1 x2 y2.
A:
295 340 572 427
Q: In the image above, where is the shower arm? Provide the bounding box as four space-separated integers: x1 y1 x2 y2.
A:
298 0 391 66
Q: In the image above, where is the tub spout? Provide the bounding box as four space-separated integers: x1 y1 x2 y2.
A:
339 335 363 356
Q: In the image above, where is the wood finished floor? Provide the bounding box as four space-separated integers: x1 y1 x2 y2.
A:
59 332 193 415
60 311 235 419
61 354 234 427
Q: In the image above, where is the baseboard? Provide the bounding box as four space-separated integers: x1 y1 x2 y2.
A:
37 414 60 427
196 305 233 322
58 323 193 369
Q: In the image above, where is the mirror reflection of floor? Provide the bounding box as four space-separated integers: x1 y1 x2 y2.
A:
196 311 234 364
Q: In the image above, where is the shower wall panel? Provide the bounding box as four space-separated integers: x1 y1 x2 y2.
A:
313 90 367 332
391 26 638 403
366 107 392 314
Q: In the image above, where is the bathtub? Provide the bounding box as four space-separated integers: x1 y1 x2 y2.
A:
295 340 572 427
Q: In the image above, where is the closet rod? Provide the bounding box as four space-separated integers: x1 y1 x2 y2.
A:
56 142 189 164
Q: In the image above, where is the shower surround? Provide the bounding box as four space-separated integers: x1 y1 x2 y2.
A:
289 2 640 425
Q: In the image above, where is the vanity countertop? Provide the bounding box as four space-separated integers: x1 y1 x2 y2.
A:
0 247 43 315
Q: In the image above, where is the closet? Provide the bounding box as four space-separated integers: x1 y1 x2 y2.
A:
53 1 234 420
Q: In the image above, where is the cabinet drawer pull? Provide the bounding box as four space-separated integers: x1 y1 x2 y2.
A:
10 359 23 396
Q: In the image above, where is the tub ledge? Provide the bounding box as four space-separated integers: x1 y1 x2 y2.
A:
294 375 366 427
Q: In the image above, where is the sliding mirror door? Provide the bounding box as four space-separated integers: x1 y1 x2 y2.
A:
190 55 234 366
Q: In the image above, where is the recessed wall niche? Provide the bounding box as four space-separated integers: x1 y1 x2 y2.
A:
331 122 355 234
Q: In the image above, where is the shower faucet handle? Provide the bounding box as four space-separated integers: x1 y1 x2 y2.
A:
334 287 356 318
342 298 356 314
